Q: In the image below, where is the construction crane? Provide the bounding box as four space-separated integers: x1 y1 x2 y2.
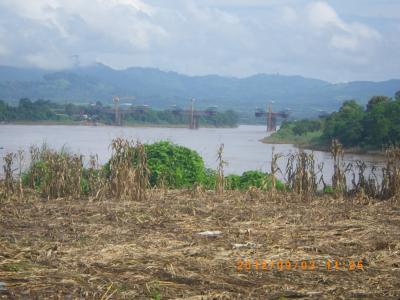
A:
112 96 135 126
255 103 290 132
172 99 218 129
190 98 195 129
97 96 152 126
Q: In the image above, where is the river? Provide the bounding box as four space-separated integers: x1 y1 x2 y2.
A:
0 124 386 184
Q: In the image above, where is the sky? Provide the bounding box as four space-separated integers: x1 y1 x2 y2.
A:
0 0 399 82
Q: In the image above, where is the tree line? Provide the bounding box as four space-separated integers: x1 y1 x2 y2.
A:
278 91 400 149
322 92 400 148
0 98 239 127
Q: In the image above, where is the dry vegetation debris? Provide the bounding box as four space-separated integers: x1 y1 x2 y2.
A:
0 190 399 299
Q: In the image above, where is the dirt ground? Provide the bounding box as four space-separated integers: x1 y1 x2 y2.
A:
0 190 399 299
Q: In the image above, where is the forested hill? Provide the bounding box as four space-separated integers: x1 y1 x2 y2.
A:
0 64 399 117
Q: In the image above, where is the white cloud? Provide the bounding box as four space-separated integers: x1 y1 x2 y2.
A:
106 0 155 15
0 0 169 68
0 0 398 81
306 1 380 53
351 23 380 40
330 35 358 51
25 52 71 69
307 1 346 30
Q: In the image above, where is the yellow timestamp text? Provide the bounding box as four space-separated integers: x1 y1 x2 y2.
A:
236 259 364 272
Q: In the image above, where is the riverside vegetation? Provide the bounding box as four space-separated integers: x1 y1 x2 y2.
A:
2 138 399 200
1 140 400 298
0 98 239 127
265 91 400 152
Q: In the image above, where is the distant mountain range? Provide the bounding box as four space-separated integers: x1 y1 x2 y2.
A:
0 64 399 117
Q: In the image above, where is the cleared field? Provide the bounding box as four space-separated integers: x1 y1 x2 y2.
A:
0 190 399 299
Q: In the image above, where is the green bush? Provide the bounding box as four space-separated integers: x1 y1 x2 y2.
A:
201 168 217 190
225 174 241 189
103 141 208 188
201 171 285 191
239 171 265 189
292 119 322 136
144 141 206 188
22 160 47 188
80 176 90 195
323 185 334 194
226 171 285 191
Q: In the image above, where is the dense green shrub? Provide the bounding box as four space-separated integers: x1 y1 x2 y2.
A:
238 170 285 191
104 142 286 191
323 185 334 194
22 160 47 188
292 119 322 136
225 174 241 189
103 141 207 188
201 168 217 190
80 176 90 195
202 171 285 191
144 141 206 188
239 171 265 189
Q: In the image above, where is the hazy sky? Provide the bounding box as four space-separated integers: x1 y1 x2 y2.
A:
0 0 399 82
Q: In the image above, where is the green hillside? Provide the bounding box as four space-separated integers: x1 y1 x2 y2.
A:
0 64 399 119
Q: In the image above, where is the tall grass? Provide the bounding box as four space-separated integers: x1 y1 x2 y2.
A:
381 147 400 199
1 139 399 202
28 147 83 199
284 151 318 200
107 138 149 202
269 147 282 192
2 153 16 198
331 139 347 195
215 143 226 194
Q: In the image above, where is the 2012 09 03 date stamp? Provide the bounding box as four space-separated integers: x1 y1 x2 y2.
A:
236 259 364 272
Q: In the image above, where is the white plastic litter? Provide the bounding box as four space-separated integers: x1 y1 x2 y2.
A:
0 282 6 291
196 230 223 237
232 242 260 249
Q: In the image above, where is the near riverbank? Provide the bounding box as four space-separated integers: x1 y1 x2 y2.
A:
262 130 385 156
